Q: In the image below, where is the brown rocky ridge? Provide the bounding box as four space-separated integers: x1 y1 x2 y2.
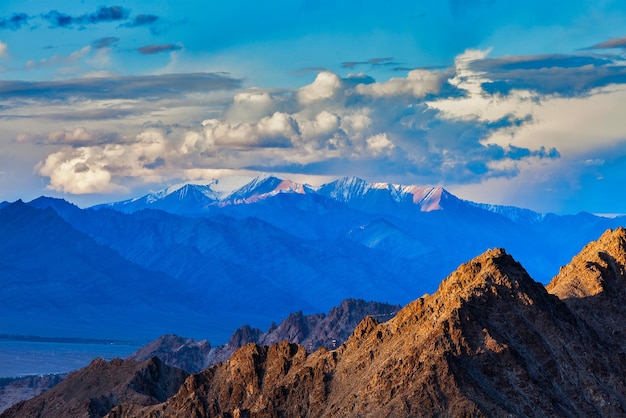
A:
0 374 66 414
102 228 626 417
204 298 401 366
128 334 213 374
0 299 400 414
1 356 188 418
547 226 626 351
7 228 626 417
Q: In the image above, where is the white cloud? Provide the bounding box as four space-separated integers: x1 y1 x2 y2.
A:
222 89 278 123
297 71 342 104
30 47 620 202
37 147 127 194
0 41 7 58
366 133 395 156
355 69 446 98
488 85 626 156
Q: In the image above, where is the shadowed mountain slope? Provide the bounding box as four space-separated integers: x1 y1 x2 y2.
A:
547 226 626 350
0 201 198 339
1 357 188 418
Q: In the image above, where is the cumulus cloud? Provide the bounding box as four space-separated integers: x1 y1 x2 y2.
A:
355 69 446 97
297 71 342 104
36 125 177 194
31 45 626 198
0 41 7 58
203 111 299 148
366 133 395 156
137 43 182 55
37 147 127 194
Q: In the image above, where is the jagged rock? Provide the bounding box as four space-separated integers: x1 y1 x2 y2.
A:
1 357 188 418
258 299 400 351
105 243 626 417
12 229 626 417
0 374 66 414
547 227 626 349
208 299 400 367
128 334 212 373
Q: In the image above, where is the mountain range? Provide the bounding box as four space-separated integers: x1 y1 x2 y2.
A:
0 298 400 413
3 227 625 417
1 175 624 343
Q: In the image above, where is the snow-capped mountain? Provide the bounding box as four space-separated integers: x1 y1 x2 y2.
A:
3 175 626 345
100 175 461 216
468 201 547 225
223 175 315 205
97 181 222 214
316 177 461 215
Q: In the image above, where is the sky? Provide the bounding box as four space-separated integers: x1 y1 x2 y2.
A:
1 1 626 214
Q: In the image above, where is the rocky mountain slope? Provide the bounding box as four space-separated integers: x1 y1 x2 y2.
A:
129 299 401 373
99 228 626 417
547 227 626 351
0 374 66 414
127 335 213 374
0 299 402 413
1 357 188 418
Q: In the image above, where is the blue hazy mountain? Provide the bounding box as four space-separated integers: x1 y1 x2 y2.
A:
2 176 624 343
0 201 207 340
100 175 625 281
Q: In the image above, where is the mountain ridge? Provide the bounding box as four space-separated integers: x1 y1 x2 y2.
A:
96 175 459 214
99 229 626 417
4 229 626 417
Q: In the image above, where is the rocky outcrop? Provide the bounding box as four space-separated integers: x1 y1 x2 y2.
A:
106 240 626 417
11 229 626 417
0 374 66 414
258 298 400 351
1 357 188 418
128 334 212 373
547 227 626 350
203 299 400 367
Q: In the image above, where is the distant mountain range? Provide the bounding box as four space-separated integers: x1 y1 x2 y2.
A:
4 227 626 417
1 176 625 344
0 298 400 413
128 298 401 374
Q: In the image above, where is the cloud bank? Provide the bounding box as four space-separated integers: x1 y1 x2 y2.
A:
17 50 560 195
4 30 626 215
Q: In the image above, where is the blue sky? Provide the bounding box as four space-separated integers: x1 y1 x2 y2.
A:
1 0 626 214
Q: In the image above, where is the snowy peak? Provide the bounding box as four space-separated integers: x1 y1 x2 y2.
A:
317 177 454 212
98 181 222 213
165 183 222 202
316 176 372 202
97 175 466 215
225 175 314 204
469 201 546 224
399 185 448 211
